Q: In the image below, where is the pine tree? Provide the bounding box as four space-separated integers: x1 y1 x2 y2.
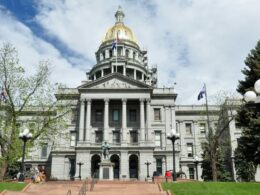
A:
235 40 260 181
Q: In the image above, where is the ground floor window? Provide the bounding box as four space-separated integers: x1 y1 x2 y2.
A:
130 131 138 144
156 159 163 175
95 131 103 143
113 131 120 144
189 167 195 179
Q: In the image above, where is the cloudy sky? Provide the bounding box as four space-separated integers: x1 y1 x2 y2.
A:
0 0 260 104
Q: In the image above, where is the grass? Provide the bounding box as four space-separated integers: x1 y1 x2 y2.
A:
0 182 28 192
162 182 260 195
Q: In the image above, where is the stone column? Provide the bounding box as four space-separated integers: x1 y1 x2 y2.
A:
123 66 126 76
146 98 151 141
104 98 109 142
101 69 104 77
85 99 91 142
122 98 127 144
94 73 96 80
134 69 137 80
140 99 145 142
171 106 176 131
141 73 144 81
79 99 85 142
111 65 114 73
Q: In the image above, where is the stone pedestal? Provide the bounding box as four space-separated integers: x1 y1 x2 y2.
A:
98 160 115 180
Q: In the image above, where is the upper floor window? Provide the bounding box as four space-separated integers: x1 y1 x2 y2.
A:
29 122 36 134
95 131 103 143
126 49 129 58
199 123 206 134
41 143 48 158
155 131 162 147
130 131 138 144
70 133 76 147
185 123 192 135
187 143 194 157
109 50 112 58
113 131 120 144
112 109 120 122
129 109 137 122
154 108 161 121
95 110 103 122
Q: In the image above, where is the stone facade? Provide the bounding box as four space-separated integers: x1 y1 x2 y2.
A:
20 7 259 181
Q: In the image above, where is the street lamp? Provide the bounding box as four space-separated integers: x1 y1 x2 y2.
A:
194 155 200 180
18 128 32 182
144 160 151 178
167 129 180 182
244 79 260 103
77 161 84 180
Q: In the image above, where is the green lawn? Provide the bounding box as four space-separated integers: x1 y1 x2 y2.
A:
162 182 260 195
0 182 28 192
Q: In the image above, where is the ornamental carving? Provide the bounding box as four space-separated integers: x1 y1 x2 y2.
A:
92 78 138 89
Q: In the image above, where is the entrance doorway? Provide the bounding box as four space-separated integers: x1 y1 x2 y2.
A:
110 154 120 179
91 154 101 178
129 154 138 179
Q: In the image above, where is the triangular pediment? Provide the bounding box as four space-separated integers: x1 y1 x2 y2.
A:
78 73 152 90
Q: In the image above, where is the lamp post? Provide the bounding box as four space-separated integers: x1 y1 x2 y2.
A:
18 128 32 182
167 129 180 182
144 160 151 178
194 155 200 180
244 79 260 104
77 161 84 180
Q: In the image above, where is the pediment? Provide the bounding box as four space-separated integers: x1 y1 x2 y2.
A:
78 73 152 90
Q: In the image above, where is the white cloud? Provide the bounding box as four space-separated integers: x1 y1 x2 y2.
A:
1 0 260 104
0 6 84 87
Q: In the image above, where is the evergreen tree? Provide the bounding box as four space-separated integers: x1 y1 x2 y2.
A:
235 40 260 181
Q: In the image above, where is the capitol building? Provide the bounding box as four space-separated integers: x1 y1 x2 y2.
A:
23 7 258 181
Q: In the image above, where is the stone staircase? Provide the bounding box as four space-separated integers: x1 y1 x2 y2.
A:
2 180 170 195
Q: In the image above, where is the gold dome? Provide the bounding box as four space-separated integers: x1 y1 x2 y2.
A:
102 6 138 44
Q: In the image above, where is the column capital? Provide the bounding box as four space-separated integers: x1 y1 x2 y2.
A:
139 98 145 103
104 98 110 103
122 98 127 103
146 98 151 104
86 98 92 104
80 99 85 104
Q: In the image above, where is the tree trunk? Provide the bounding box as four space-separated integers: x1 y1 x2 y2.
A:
211 151 217 181
0 161 8 181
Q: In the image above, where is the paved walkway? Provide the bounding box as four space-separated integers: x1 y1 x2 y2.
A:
2 180 170 195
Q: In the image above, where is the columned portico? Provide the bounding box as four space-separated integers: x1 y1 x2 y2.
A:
146 99 151 141
140 98 145 142
104 98 109 142
79 100 85 142
122 98 127 144
85 99 91 142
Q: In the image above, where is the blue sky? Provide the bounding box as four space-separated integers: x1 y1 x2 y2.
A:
1 0 260 104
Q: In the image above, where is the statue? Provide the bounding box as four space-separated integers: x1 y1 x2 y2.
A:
101 141 110 160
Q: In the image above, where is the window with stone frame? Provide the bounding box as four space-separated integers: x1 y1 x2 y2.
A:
185 123 192 135
29 122 36 134
70 133 76 147
199 123 206 134
189 167 195 179
113 131 120 144
95 110 103 122
154 108 161 121
129 109 137 122
155 131 162 147
112 109 120 122
41 143 48 158
187 143 194 157
95 131 103 143
130 131 138 144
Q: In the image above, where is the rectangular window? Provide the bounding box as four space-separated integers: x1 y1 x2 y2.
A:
41 143 48 158
113 131 120 144
187 143 194 157
199 123 206 134
185 123 192 135
129 109 137 122
70 133 76 147
29 122 36 134
154 108 161 121
95 131 103 143
189 167 195 179
95 110 103 122
156 159 163 175
130 131 138 144
112 109 120 122
155 131 162 147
